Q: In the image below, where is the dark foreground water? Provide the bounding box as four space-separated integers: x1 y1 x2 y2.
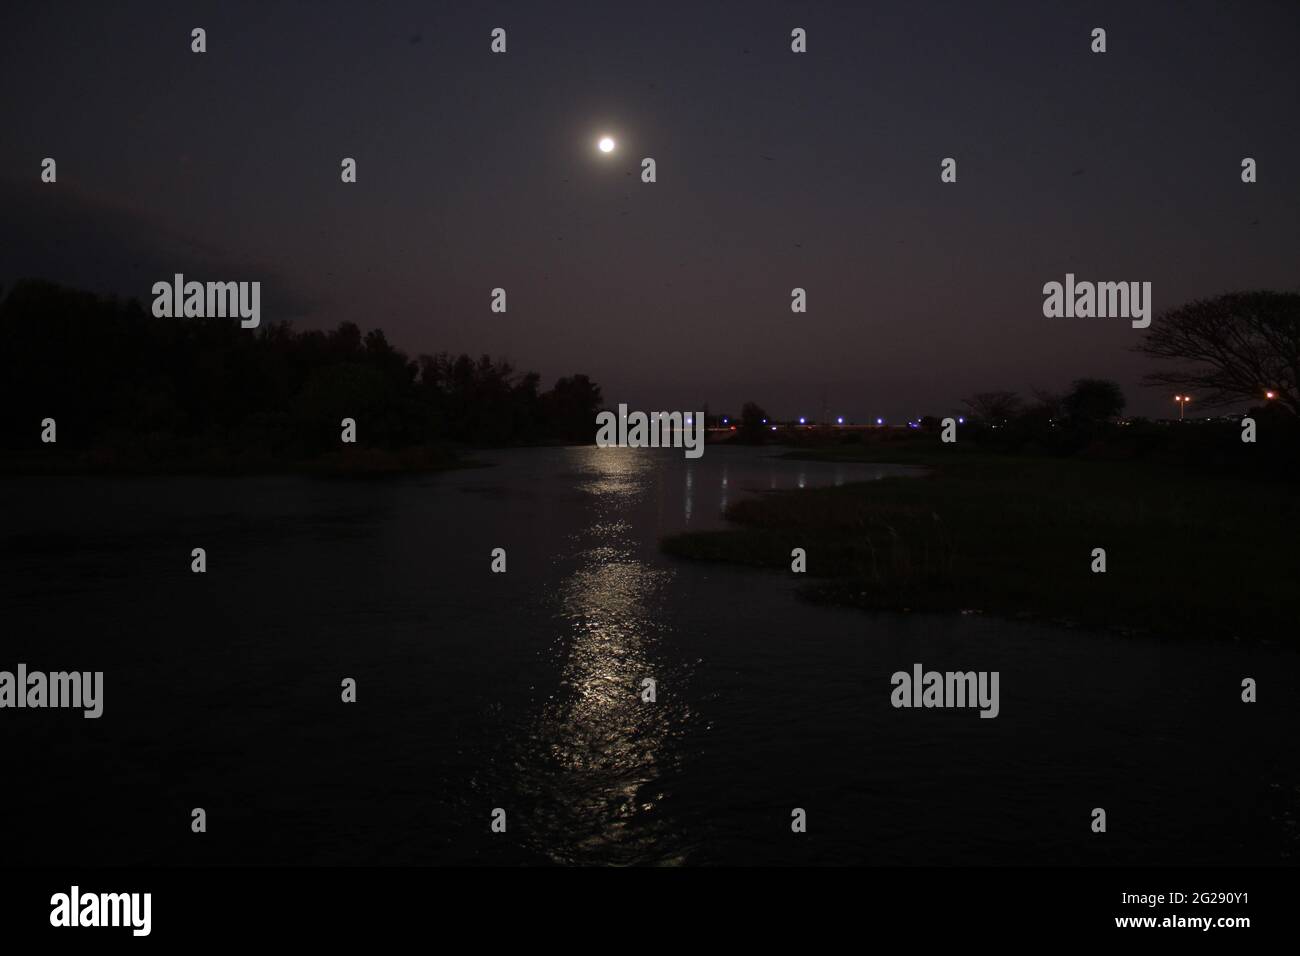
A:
2 446 1297 865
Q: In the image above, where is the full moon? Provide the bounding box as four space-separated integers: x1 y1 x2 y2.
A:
598 136 616 153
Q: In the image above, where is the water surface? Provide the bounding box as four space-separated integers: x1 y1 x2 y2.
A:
2 446 1295 865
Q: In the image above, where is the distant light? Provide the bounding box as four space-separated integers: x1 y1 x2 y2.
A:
598 136 615 153
876 417 884 425
771 426 777 431
799 417 806 424
761 418 767 424
730 425 736 431
1265 390 1277 400
836 416 844 424
957 417 965 424
722 417 728 424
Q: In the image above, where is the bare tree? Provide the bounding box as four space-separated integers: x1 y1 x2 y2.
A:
1135 291 1299 417
961 391 1022 423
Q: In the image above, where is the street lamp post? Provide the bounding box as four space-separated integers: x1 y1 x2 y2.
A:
1174 395 1191 420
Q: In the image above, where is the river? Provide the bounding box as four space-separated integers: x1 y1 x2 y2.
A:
1 445 1295 865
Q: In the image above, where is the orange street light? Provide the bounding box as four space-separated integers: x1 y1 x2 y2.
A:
1265 390 1277 400
1174 395 1191 420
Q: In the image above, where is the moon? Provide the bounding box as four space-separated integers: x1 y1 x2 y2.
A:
598 136 616 153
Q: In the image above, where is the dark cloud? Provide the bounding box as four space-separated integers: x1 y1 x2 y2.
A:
0 178 316 319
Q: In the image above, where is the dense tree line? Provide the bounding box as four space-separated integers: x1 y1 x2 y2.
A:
0 280 603 462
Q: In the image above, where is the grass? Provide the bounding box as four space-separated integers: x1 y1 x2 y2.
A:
661 439 1299 640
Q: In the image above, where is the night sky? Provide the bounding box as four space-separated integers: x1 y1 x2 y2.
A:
3 0 1298 420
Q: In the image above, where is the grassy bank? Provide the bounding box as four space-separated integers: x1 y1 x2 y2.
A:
662 439 1298 639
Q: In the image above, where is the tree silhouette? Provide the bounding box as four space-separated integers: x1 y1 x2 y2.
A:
1061 378 1125 426
1135 291 1299 417
738 401 769 444
541 374 604 443
962 391 1022 423
0 280 603 462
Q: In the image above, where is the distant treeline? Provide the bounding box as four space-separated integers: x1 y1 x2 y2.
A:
954 379 1298 472
0 280 603 466
730 380 1299 475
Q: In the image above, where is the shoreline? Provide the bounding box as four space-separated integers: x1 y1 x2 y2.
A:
0 446 490 479
661 439 1298 641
